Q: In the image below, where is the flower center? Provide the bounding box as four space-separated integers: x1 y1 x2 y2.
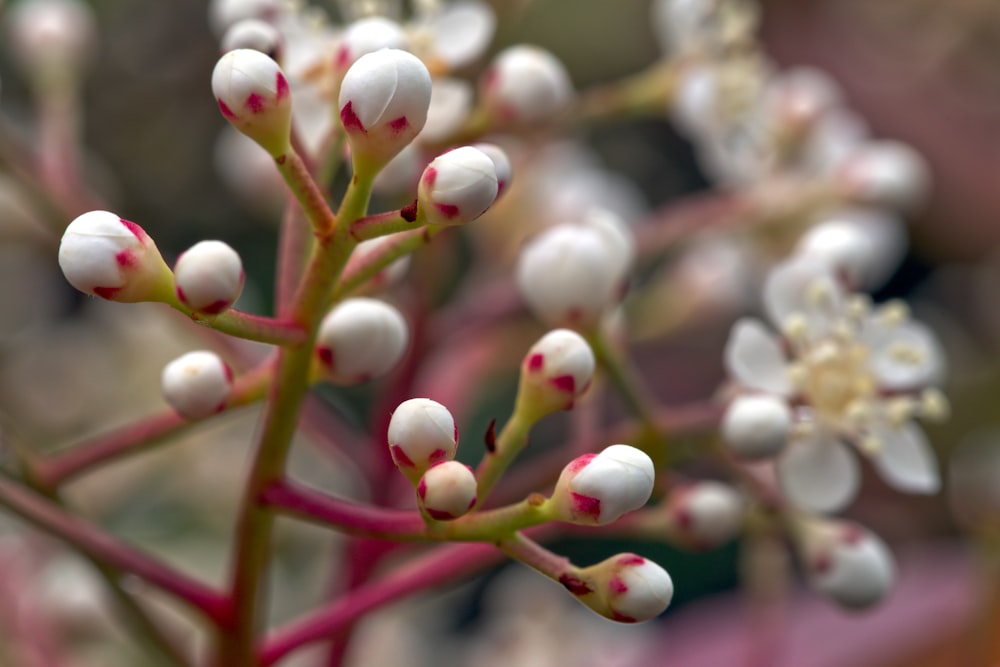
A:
799 340 875 422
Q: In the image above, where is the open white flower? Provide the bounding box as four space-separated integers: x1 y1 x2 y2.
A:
723 254 947 513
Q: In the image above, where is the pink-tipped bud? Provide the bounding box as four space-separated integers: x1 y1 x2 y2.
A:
471 143 512 197
417 460 477 520
418 146 498 226
721 394 792 461
173 240 245 315
315 297 408 385
212 48 292 157
666 481 745 550
338 49 432 172
6 0 97 78
797 518 895 610
837 140 930 212
333 17 407 77
387 398 458 483
515 328 595 419
550 444 654 525
480 45 573 125
220 19 282 59
58 210 173 303
161 350 233 420
572 553 674 623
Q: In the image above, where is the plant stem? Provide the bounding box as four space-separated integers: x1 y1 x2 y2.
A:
184 308 307 346
274 149 337 237
348 208 421 241
334 226 442 299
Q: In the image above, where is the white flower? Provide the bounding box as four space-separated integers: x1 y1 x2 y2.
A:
209 0 286 38
161 350 233 420
315 298 408 385
173 240 245 315
721 394 791 460
550 445 655 525
417 461 477 520
723 255 947 513
417 146 498 226
58 210 173 303
515 329 595 419
480 45 573 125
666 482 746 549
387 398 458 481
409 0 495 70
575 553 674 623
797 518 895 610
212 48 292 157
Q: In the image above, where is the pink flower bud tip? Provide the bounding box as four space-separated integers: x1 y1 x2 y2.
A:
418 146 498 226
212 48 292 157
551 444 655 525
161 350 233 420
173 240 245 315
417 461 477 520
315 298 409 385
575 553 674 623
387 398 459 483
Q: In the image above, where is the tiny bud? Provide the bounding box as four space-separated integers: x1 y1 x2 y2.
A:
480 45 573 125
173 240 245 315
333 17 407 77
58 210 173 303
550 444 654 525
666 481 746 550
575 553 674 623
315 298 408 385
515 329 595 419
418 146 498 226
721 394 792 460
338 49 432 172
838 140 930 212
220 19 282 59
161 350 233 420
417 461 477 520
472 143 512 197
387 398 458 483
212 48 292 157
797 518 895 610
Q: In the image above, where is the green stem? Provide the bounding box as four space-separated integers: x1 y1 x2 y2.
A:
334 226 441 299
348 208 421 242
274 149 337 237
167 303 307 346
474 410 536 506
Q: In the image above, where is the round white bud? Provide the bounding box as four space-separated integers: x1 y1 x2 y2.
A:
220 19 281 58
418 146 498 226
472 143 512 197
516 328 595 419
315 298 408 385
212 48 292 157
575 553 674 623
417 461 477 520
799 519 896 610
666 481 746 550
387 398 458 482
480 45 573 125
58 210 173 303
209 0 284 38
722 394 792 460
161 350 233 420
838 140 930 212
550 445 655 525
796 207 906 290
173 240 245 315
5 0 96 78
333 17 407 76
338 49 432 172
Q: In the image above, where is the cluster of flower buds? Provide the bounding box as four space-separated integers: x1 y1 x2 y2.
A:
514 329 595 421
314 298 409 385
548 445 655 526
568 553 674 623
161 350 233 420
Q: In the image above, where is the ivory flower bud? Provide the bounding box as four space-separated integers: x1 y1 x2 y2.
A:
58 210 173 303
315 298 408 385
666 481 746 550
333 17 407 76
798 519 896 610
838 140 930 212
480 45 573 124
220 18 281 58
212 48 292 157
472 143 512 197
550 444 654 525
515 329 595 419
417 461 477 520
173 240 245 315
572 553 674 623
161 350 233 420
722 394 792 461
338 49 432 172
6 0 96 77
387 398 458 483
418 146 498 226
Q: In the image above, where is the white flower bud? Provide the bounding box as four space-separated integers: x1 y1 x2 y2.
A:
212 48 292 157
480 45 573 125
666 481 746 550
209 0 284 38
161 350 233 420
722 394 792 460
315 298 408 385
387 398 458 482
798 519 895 610
417 461 477 520
472 143 512 197
5 0 96 78
574 553 674 623
58 210 173 303
838 140 930 211
338 49 432 172
220 19 281 58
550 444 654 525
418 146 498 226
796 207 906 290
516 329 595 419
421 77 473 143
173 240 245 315
333 17 407 76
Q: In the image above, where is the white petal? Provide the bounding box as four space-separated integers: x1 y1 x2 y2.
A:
778 431 860 513
724 318 792 395
863 319 946 390
424 1 495 68
763 255 844 337
869 422 939 494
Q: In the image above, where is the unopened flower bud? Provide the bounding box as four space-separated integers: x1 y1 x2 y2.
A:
796 207 906 290
418 146 498 226
212 48 292 157
6 0 97 79
515 329 594 419
797 518 895 610
333 17 407 77
480 45 573 125
339 49 432 172
550 444 654 525
173 240 245 315
161 350 233 420
838 140 930 212
666 481 745 550
722 394 792 460
209 0 284 38
472 143 512 197
220 19 281 59
387 398 458 483
417 460 477 520
573 553 674 623
315 298 408 385
58 210 173 303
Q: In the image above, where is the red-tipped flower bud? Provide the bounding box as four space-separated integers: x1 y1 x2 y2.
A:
212 48 292 157
161 350 233 420
480 44 573 124
666 481 746 550
315 298 408 385
387 398 458 484
417 460 477 520
550 444 654 525
173 240 245 315
573 553 674 623
515 328 595 419
797 518 896 610
418 146 498 226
